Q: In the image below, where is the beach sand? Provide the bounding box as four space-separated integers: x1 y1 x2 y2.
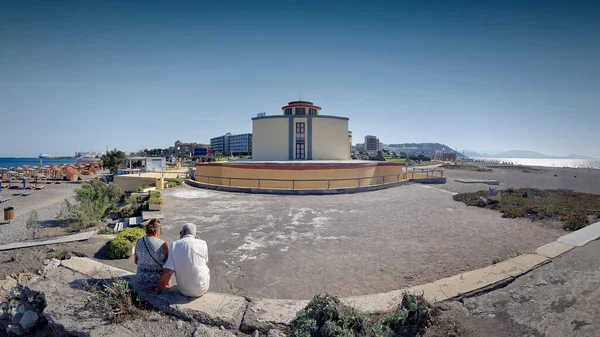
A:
439 164 600 194
0 176 101 245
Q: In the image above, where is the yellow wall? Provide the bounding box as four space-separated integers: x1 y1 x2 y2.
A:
114 171 187 192
195 162 404 190
252 118 289 161
311 118 349 160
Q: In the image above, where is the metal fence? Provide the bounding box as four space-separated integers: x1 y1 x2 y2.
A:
193 173 410 190
406 168 444 179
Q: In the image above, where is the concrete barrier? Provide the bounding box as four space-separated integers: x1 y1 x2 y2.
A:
409 177 447 184
185 179 410 195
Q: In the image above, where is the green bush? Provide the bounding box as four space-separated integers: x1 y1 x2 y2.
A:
148 197 163 205
60 180 123 230
293 293 435 337
371 293 435 337
293 294 368 337
47 250 71 260
107 228 145 259
454 188 600 231
148 190 161 198
88 279 139 323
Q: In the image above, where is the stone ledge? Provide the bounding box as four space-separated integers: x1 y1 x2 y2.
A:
558 220 600 247
534 241 575 258
61 257 134 279
433 254 549 300
241 298 309 333
136 286 248 330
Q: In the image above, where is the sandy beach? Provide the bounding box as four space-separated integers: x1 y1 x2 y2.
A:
439 163 600 195
0 175 102 245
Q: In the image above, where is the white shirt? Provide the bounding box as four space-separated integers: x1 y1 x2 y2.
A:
163 235 210 297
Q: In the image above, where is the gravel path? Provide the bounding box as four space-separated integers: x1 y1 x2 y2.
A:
0 175 106 245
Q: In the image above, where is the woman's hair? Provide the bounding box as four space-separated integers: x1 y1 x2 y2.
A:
146 218 161 236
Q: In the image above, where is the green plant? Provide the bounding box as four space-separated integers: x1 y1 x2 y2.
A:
97 227 117 235
148 190 161 198
137 184 151 192
101 149 127 177
371 293 435 337
60 180 123 230
454 188 600 231
107 227 145 259
293 294 368 337
10 251 18 262
47 250 71 260
87 279 139 323
26 210 40 239
148 197 163 205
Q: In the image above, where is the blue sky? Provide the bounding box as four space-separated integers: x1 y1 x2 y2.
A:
1 0 599 157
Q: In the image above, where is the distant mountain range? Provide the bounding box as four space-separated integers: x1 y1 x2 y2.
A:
464 150 593 159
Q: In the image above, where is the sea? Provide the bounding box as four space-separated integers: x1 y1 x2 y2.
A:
471 157 600 169
0 157 80 168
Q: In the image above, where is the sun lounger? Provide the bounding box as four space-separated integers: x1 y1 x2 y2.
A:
35 186 45 190
0 197 11 203
20 192 32 196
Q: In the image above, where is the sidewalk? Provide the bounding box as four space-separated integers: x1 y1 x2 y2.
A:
430 239 600 337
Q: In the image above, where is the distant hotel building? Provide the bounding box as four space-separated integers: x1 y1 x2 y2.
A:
364 135 380 153
252 101 351 161
210 133 253 156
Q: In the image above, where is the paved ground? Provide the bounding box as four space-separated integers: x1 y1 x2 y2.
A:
137 184 563 299
427 239 600 337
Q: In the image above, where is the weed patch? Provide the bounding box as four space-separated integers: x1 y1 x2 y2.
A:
453 188 600 231
87 279 140 323
293 293 435 337
47 250 71 260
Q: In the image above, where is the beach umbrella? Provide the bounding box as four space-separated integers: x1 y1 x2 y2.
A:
31 172 46 188
65 166 83 182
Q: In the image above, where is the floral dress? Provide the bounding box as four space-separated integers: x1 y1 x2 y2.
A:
135 236 166 285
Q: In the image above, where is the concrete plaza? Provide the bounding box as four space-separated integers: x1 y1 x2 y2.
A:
154 184 563 299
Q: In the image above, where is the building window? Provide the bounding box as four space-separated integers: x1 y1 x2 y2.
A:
296 143 305 159
296 122 305 134
285 108 292 115
296 108 306 115
309 108 317 115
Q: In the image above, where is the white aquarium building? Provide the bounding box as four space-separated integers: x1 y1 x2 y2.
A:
252 101 351 161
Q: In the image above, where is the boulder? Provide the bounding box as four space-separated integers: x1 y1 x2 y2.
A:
19 310 39 330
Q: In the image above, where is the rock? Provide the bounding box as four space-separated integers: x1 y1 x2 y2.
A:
193 324 237 337
19 310 39 330
267 329 287 337
9 288 20 298
252 330 260 337
8 323 24 335
219 326 225 330
146 312 161 322
17 304 25 314
42 259 61 275
176 320 184 329
0 277 17 291
43 259 50 266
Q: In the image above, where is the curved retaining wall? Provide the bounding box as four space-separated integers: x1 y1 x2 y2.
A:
194 161 404 190
185 178 410 195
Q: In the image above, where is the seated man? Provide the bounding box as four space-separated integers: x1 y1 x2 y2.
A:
152 223 210 297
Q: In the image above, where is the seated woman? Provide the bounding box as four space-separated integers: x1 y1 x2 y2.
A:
134 218 169 286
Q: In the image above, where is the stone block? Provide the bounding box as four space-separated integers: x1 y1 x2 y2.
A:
61 257 134 279
433 254 548 299
535 241 575 258
241 298 308 332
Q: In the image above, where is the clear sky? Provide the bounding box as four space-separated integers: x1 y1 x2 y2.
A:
1 0 598 157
